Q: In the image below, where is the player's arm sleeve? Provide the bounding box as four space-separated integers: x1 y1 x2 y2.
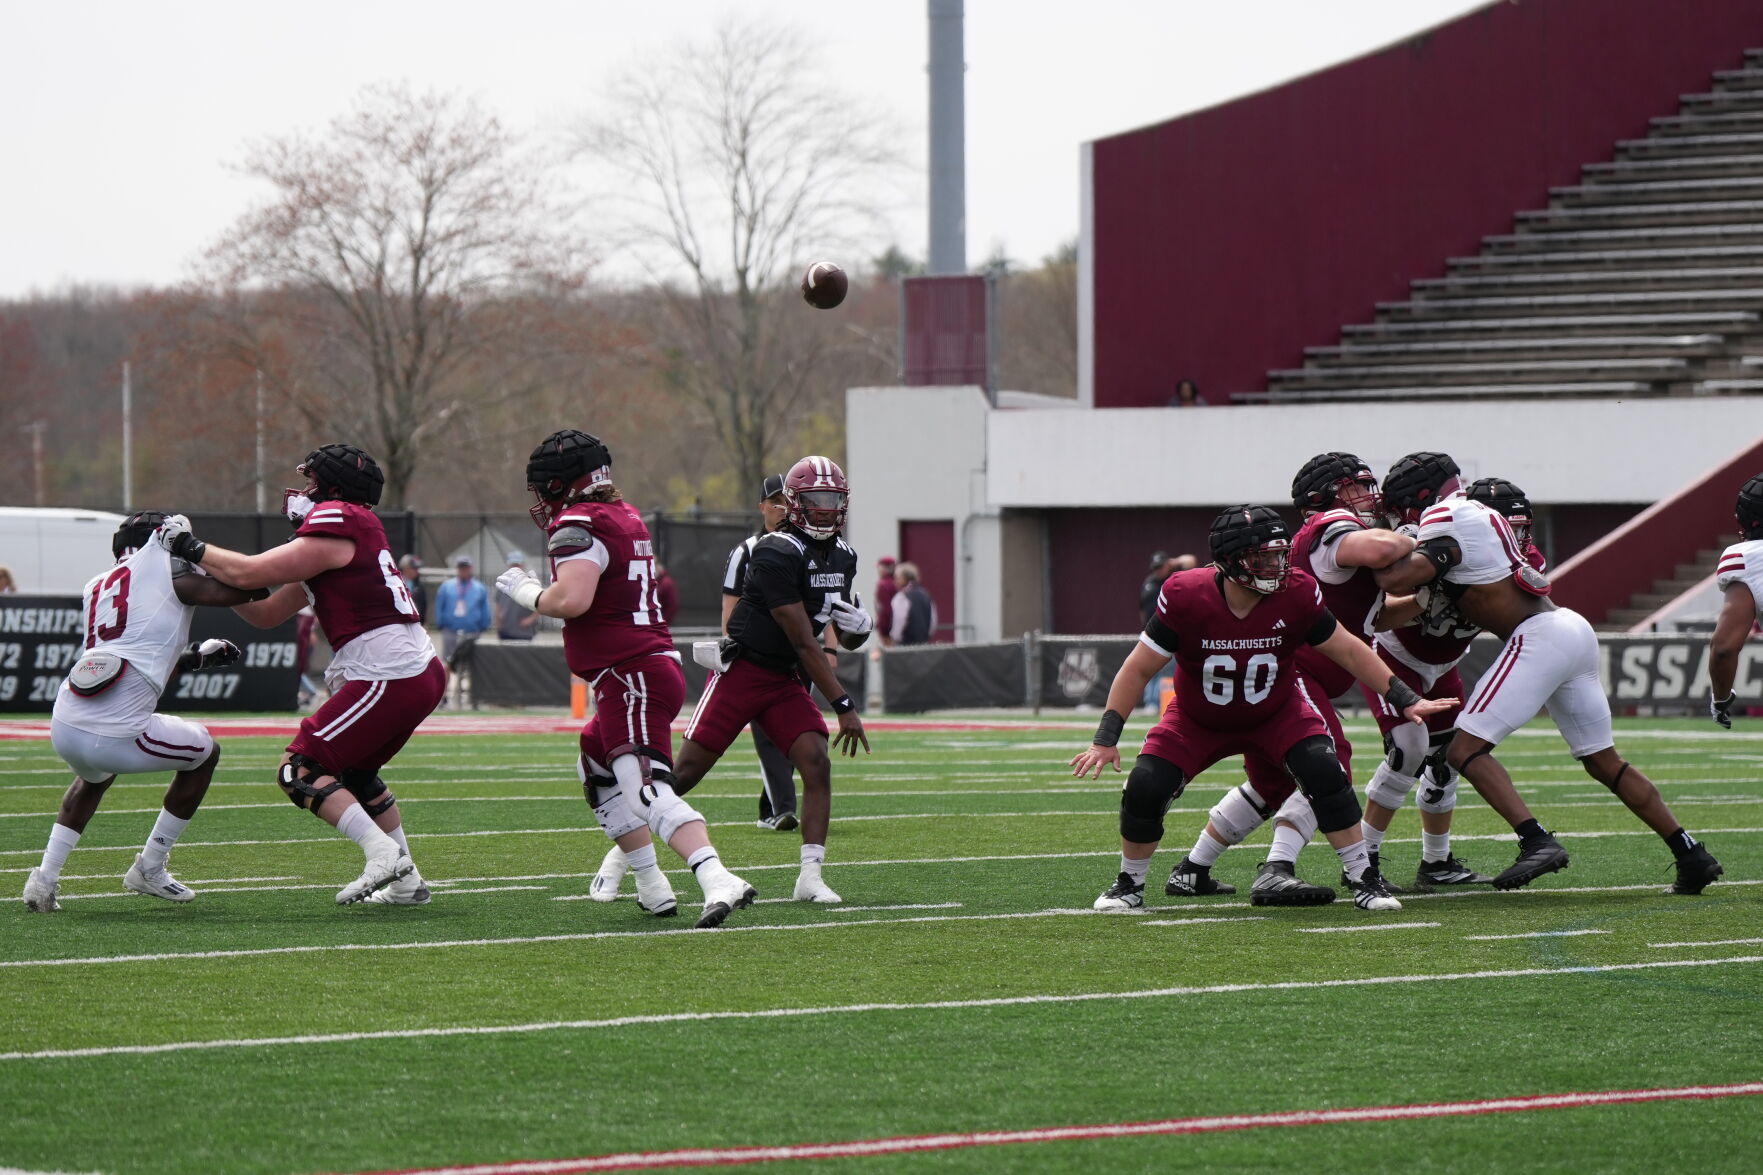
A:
1307 518 1361 584
1139 576 1179 657
1305 608 1339 646
746 543 802 609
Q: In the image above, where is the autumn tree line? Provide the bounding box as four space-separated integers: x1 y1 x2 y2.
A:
1 22 1075 519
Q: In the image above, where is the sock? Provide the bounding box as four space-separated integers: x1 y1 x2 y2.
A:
686 845 720 874
140 810 190 870
1515 818 1548 842
1360 821 1385 853
385 824 412 857
625 843 659 874
336 805 398 858
1267 823 1307 865
1422 831 1451 862
39 823 80 884
1188 830 1227 869
801 843 827 867
1335 839 1370 883
1119 854 1152 885
1662 827 1698 860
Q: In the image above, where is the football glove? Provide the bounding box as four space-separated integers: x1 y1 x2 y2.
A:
177 638 241 672
829 595 873 636
1711 692 1735 729
496 566 544 610
157 514 207 563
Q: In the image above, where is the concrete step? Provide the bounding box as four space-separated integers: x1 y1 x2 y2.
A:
1232 382 1653 405
1269 358 1687 388
1385 288 1763 319
1484 223 1763 252
1305 334 1722 363
1340 311 1760 340
1693 378 1763 393
1453 245 1763 272
1683 88 1763 112
1587 154 1763 182
1651 109 1763 137
1553 175 1763 205
1414 266 1763 294
1618 131 1763 159
1516 199 1763 228
1712 68 1763 93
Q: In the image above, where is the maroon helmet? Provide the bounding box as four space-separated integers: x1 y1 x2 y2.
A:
783 456 849 540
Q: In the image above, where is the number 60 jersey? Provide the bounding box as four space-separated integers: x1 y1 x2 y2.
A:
1140 565 1339 732
294 500 434 686
545 499 675 679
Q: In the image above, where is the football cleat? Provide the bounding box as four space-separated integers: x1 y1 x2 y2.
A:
1348 869 1403 912
1667 844 1723 895
634 867 679 916
1341 850 1405 893
589 844 628 902
123 854 195 903
1491 834 1569 891
1165 857 1237 897
756 812 800 832
1414 855 1491 888
22 868 60 913
364 868 432 906
1250 859 1336 907
1093 871 1146 911
696 873 758 929
792 870 843 904
337 850 414 906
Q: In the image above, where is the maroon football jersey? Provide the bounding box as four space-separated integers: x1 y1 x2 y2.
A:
548 500 674 678
296 501 421 650
1145 566 1336 732
1290 508 1383 697
1390 543 1547 667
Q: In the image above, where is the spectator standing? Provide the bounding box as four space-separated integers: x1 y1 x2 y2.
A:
496 552 538 641
398 555 427 624
1170 378 1208 407
654 563 680 625
434 555 490 707
0 565 16 593
890 562 937 646
1139 552 1175 625
874 555 899 646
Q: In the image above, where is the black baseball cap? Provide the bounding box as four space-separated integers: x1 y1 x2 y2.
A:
760 474 786 500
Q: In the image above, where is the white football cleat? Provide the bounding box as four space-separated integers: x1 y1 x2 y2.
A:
337 850 413 906
124 854 195 903
589 845 628 902
633 867 679 916
364 866 432 906
792 870 843 904
23 868 60 913
695 871 758 929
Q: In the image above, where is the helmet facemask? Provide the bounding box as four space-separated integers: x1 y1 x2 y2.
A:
1224 538 1292 595
788 487 847 540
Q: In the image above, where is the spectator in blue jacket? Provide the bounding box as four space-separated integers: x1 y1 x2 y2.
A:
434 555 491 672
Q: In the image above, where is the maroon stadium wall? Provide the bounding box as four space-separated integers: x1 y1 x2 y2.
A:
1089 0 1761 406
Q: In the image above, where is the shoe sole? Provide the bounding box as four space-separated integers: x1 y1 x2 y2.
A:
1491 848 1570 891
1250 888 1336 907
694 884 756 928
1092 901 1144 911
1164 882 1238 897
1668 862 1725 895
1411 874 1492 890
588 882 622 902
124 876 195 903
638 898 680 917
337 858 417 906
23 898 58 913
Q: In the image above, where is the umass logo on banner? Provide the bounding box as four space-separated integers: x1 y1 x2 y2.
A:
1057 647 1099 699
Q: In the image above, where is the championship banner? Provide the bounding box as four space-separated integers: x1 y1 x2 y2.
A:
0 594 299 714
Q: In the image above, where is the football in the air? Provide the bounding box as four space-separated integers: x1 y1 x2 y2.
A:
801 260 848 310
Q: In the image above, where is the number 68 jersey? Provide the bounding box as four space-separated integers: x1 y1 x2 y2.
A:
1139 566 1340 732
54 543 198 736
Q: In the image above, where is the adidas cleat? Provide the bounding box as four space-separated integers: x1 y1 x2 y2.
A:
1342 851 1405 893
1413 855 1491 889
337 850 414 906
1165 856 1237 897
22 868 59 913
589 844 628 902
1348 869 1403 912
792 871 843 904
1667 844 1723 896
695 873 758 929
1250 859 1335 907
364 869 432 906
123 854 195 903
1093 871 1145 911
756 812 800 831
1491 834 1569 891
634 867 679 916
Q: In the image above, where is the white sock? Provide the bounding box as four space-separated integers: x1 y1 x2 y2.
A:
336 805 398 858
1360 822 1385 853
39 823 80 884
1336 839 1370 883
140 809 190 870
1267 823 1307 865
800 843 827 867
625 843 659 874
1120 854 1152 884
1188 830 1228 868
1422 831 1452 862
385 824 412 857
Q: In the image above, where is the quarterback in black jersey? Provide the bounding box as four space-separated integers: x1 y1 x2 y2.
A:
677 456 872 903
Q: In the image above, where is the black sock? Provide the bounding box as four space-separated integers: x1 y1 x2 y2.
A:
1662 827 1698 859
1515 818 1548 842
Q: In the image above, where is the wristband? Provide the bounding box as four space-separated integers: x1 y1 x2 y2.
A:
512 579 544 611
832 694 856 715
1384 676 1422 715
1092 708 1126 748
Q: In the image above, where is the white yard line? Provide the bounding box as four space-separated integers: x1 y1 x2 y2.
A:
1137 916 1268 927
1296 922 1443 934
3 955 1758 1063
1463 930 1612 941
1647 937 1763 949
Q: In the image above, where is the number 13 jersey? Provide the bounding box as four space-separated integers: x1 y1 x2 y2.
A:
1139 566 1339 732
547 499 674 679
55 543 198 736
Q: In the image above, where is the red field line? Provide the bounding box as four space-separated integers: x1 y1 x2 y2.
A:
344 1081 1763 1174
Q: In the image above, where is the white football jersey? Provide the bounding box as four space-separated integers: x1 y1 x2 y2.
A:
1715 538 1763 614
1415 492 1531 587
52 544 197 736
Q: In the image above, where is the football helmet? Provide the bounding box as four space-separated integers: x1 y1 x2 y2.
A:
525 429 613 528
1209 504 1292 594
1382 451 1461 527
1291 451 1382 526
112 510 168 559
1737 472 1763 540
1466 476 1536 550
298 444 384 506
783 456 849 540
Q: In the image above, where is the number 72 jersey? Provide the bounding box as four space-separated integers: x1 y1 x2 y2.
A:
547 499 675 679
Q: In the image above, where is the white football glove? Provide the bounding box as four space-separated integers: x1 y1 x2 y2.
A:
829 595 873 636
282 490 315 525
178 638 241 672
497 566 544 610
157 514 192 551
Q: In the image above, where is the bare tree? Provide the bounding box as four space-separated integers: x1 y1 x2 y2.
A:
200 85 590 508
578 19 906 499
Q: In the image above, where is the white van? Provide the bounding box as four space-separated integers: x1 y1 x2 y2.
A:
0 507 131 595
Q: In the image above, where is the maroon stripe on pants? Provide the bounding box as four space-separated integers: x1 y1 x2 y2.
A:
1468 636 1524 716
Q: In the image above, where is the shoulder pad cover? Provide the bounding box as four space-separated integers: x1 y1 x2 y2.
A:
548 523 595 555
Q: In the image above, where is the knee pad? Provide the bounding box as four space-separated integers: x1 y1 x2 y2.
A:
340 770 396 818
1365 761 1417 812
1208 785 1269 845
1383 723 1430 779
645 781 704 843
1120 755 1186 844
1417 769 1458 815
1284 736 1359 834
1271 791 1318 841
278 753 342 814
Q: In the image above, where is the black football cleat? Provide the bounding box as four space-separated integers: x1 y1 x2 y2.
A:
1342 850 1406 894
1491 834 1569 891
1165 856 1238 897
1667 844 1723 895
1413 855 1492 889
1250 860 1335 907
1348 869 1402 912
1093 871 1146 911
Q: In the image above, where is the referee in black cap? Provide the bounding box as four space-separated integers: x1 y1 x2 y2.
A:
721 473 800 829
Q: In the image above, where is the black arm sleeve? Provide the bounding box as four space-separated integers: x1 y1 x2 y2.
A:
1142 615 1180 655
1304 609 1339 646
1417 536 1462 575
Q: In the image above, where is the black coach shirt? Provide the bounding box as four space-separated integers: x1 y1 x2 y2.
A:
727 527 859 670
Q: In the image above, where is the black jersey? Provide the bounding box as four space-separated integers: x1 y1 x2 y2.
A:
727 527 859 670
722 533 763 598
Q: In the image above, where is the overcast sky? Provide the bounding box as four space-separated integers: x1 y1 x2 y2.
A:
1 0 1489 299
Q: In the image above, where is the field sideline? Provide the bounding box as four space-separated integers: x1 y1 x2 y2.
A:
1 712 1759 1174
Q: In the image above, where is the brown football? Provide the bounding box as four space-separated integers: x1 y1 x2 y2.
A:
801 260 848 310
